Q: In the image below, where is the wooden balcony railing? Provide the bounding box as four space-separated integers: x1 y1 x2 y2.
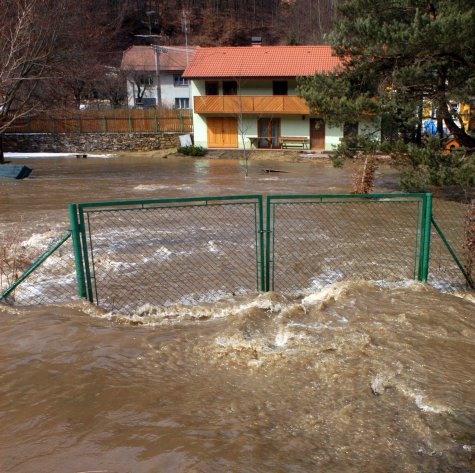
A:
193 95 310 114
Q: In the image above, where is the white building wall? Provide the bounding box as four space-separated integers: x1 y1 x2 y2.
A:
192 80 207 146
126 71 191 108
325 124 344 150
160 72 191 108
359 117 381 140
190 79 347 149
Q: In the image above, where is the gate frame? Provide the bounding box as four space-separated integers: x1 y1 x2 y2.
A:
68 194 265 303
265 193 433 291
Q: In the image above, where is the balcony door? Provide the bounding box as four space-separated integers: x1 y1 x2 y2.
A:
258 118 280 148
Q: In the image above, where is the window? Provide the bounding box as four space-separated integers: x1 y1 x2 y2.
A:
343 122 358 137
223 81 238 95
139 74 154 86
175 98 190 109
205 81 219 95
273 81 288 95
174 74 189 87
136 97 156 108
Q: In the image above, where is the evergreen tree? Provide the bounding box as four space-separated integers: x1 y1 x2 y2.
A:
297 0 475 149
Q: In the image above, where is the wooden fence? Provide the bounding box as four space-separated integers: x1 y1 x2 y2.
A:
6 108 193 134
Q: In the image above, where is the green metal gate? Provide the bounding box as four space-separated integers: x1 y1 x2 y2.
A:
69 195 265 311
265 193 432 293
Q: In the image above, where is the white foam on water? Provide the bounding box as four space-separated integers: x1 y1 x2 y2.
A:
133 184 192 191
301 281 353 306
400 387 452 414
5 152 115 158
154 246 172 259
207 240 219 253
309 270 344 290
21 230 60 252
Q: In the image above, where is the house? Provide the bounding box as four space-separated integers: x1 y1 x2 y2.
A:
183 44 380 150
121 45 195 109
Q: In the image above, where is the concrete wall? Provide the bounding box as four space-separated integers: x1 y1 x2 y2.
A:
4 132 181 153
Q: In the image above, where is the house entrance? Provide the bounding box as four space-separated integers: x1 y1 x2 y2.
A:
207 117 238 148
258 118 280 148
310 118 325 150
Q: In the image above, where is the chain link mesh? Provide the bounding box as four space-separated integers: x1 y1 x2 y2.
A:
268 196 424 293
82 199 262 311
429 198 471 292
3 195 471 310
0 233 79 306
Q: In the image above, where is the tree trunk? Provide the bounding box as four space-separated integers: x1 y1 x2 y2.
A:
441 102 475 150
0 134 4 164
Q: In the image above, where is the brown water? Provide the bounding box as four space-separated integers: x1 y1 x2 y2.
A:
1 155 474 472
0 154 399 231
1 284 475 472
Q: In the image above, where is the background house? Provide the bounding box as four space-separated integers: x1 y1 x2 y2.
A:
121 45 195 108
183 44 380 150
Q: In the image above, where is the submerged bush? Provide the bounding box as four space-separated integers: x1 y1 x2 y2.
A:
177 145 206 156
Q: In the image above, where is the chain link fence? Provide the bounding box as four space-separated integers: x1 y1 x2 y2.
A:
266 194 429 293
0 232 79 306
2 193 472 311
429 198 473 292
77 196 264 312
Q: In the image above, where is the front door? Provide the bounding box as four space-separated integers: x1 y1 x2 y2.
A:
207 117 238 148
258 118 280 148
310 118 325 150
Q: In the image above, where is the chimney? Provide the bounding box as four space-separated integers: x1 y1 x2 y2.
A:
251 37 262 47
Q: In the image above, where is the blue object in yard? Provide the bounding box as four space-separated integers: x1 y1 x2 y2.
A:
423 119 437 135
0 164 32 179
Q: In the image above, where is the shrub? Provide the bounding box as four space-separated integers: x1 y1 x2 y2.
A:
390 138 475 193
177 145 207 157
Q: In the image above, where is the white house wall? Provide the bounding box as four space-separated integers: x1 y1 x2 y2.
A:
126 72 191 107
326 124 344 150
193 113 208 147
190 79 382 149
160 72 191 107
359 117 381 140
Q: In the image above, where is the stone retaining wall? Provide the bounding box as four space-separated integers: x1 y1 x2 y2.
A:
3 132 182 152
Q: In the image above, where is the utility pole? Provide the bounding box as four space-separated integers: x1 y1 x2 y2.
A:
152 45 162 107
182 10 192 109
135 34 165 108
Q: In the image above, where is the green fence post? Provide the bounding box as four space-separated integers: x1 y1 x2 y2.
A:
78 207 95 302
128 112 132 133
417 193 432 282
265 196 272 291
154 112 158 132
68 204 87 299
257 195 266 292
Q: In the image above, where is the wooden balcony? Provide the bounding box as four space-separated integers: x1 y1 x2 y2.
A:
193 95 310 115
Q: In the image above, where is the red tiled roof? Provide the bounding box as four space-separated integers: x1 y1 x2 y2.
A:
183 45 341 78
121 45 196 72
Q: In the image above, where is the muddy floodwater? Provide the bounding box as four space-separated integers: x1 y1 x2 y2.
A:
0 154 474 472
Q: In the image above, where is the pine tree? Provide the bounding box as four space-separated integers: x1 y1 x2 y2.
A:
297 0 475 149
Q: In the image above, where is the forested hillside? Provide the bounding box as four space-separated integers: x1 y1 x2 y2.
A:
0 0 339 114
109 0 339 50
